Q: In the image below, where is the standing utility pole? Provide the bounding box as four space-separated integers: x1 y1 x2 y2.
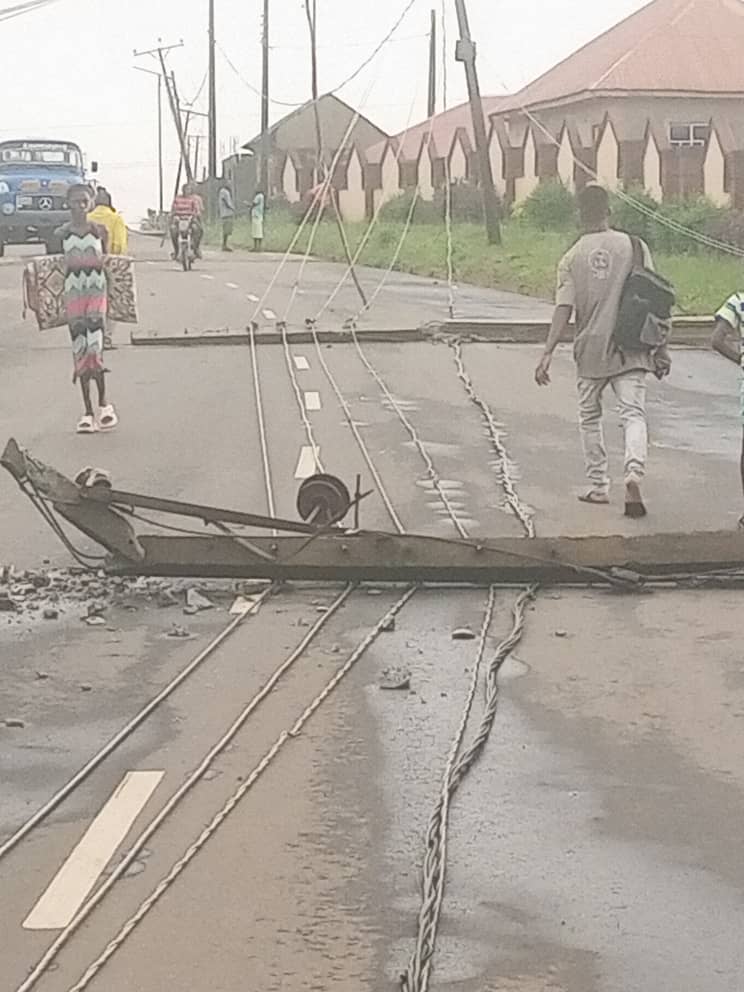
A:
453 0 501 244
428 9 437 119
134 65 165 215
260 0 270 193
208 0 218 180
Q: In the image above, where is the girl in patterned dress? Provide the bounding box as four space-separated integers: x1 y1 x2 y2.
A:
58 184 118 434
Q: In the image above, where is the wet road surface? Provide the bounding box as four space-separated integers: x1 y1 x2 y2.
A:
1 239 743 992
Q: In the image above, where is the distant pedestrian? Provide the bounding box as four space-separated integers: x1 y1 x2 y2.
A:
57 184 118 434
711 291 744 526
88 187 128 349
251 190 265 252
219 181 235 252
535 183 671 518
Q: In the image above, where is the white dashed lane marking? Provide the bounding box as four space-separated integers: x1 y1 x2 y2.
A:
226 282 239 289
23 771 164 931
295 446 321 480
246 293 259 302
304 391 321 412
293 356 310 371
262 309 277 321
200 274 215 281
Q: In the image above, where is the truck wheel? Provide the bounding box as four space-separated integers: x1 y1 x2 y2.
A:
45 239 61 255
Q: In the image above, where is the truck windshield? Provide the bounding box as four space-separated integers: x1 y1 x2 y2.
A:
0 143 83 169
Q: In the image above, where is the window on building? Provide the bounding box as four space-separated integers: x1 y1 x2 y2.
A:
669 123 709 147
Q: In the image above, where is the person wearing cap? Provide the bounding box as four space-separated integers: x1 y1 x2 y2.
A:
535 182 670 519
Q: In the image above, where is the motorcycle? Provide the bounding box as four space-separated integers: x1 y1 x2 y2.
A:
176 217 196 271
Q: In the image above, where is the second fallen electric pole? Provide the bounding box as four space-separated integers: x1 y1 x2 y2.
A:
453 0 501 245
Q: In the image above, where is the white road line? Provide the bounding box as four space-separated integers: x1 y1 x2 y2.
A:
295 446 320 480
226 282 239 289
23 771 164 931
293 355 310 371
304 391 321 412
262 308 277 321
246 293 259 303
201 274 215 281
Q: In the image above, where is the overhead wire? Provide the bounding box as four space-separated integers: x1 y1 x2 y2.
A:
313 82 423 322
218 0 423 112
486 67 744 258
0 0 60 22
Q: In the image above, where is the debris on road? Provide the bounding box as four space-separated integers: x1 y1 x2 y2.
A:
452 627 476 641
185 588 215 613
380 667 411 691
42 607 59 621
555 629 569 638
3 718 26 729
166 624 192 640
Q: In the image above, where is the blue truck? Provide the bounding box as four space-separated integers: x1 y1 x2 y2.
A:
0 139 97 256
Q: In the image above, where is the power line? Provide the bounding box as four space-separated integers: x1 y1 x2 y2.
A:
0 0 60 21
217 0 424 112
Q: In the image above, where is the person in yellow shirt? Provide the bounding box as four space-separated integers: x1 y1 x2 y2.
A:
88 188 128 349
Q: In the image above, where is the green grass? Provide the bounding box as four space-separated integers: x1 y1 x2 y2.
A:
210 215 742 315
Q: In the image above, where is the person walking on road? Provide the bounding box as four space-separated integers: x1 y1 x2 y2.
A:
535 183 671 518
88 187 127 350
711 291 744 527
251 189 265 252
58 184 118 435
219 181 235 252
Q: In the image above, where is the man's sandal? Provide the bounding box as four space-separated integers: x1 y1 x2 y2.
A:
578 490 610 505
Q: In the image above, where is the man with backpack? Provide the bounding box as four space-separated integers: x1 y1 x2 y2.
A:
535 183 672 519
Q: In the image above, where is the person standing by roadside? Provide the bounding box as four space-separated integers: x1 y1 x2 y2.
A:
711 291 744 527
88 187 127 349
57 184 118 434
535 183 671 518
251 189 265 252
219 181 235 252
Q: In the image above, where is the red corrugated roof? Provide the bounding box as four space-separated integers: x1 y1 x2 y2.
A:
365 96 509 164
500 0 744 111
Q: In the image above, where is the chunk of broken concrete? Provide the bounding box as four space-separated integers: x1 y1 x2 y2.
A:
186 588 215 612
4 718 25 729
452 627 476 641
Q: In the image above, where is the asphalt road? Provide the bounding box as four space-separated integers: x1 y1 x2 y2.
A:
1 238 743 992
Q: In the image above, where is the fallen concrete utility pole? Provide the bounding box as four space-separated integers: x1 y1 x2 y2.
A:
4 439 744 586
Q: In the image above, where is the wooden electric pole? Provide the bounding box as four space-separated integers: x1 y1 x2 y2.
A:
453 0 501 244
208 0 217 181
134 42 193 186
428 9 437 118
259 0 270 193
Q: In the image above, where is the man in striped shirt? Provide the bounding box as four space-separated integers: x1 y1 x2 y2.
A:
712 292 744 526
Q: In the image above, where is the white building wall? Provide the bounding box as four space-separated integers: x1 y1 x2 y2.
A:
704 130 730 207
373 145 401 211
643 134 663 201
282 156 300 203
596 124 619 190
514 130 539 202
338 149 367 222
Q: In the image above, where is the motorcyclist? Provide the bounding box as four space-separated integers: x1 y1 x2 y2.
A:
169 183 203 259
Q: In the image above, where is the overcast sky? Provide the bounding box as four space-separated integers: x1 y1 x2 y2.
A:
0 0 649 219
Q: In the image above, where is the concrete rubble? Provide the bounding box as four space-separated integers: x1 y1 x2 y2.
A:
0 566 270 630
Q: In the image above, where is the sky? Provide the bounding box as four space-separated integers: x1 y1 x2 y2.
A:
0 0 651 220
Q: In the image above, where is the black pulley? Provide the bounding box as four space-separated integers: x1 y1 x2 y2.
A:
297 474 352 526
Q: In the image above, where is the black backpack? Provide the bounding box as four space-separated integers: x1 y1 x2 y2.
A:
613 235 675 353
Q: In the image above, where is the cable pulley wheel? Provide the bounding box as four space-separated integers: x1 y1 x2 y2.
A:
296 474 352 527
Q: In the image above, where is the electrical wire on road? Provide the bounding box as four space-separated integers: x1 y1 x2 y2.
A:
449 338 536 538
401 586 535 992
0 586 276 864
15 585 359 992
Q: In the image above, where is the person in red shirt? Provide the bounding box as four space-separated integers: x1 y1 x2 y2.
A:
169 183 203 259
